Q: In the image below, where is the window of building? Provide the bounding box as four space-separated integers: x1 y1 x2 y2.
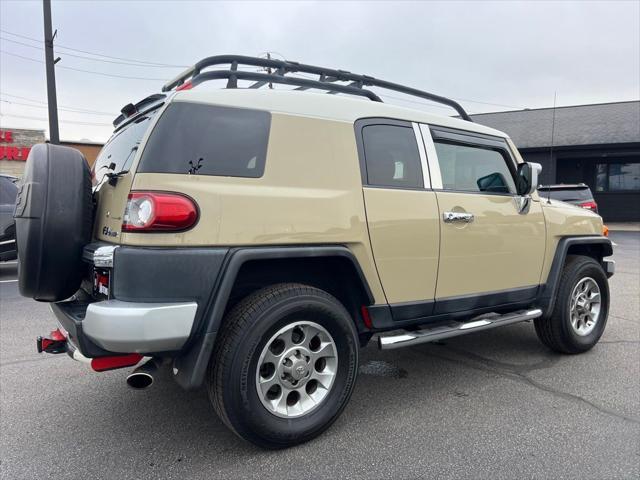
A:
433 141 516 194
361 124 423 188
596 163 640 192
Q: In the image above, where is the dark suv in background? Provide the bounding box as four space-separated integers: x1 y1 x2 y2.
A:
0 174 19 261
538 183 598 213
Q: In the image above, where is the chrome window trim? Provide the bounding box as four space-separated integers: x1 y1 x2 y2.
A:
412 122 431 189
419 124 443 189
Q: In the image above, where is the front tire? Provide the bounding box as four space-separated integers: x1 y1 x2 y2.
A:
535 255 610 354
208 283 359 449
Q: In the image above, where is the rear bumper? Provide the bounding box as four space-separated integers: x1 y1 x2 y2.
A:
603 259 615 278
51 299 197 354
50 243 229 358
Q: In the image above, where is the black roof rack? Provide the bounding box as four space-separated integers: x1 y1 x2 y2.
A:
161 55 472 122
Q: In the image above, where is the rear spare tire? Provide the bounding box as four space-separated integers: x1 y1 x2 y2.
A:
14 143 92 301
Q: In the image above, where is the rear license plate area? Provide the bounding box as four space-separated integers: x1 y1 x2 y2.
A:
93 269 110 298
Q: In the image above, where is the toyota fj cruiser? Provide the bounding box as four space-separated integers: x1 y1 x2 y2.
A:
15 55 614 449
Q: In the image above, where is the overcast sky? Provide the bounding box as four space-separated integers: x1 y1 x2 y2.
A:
1 0 638 143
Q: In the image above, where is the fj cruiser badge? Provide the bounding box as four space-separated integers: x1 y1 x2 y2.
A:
102 226 118 237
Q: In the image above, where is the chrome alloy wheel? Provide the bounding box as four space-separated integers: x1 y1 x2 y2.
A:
569 277 602 336
256 321 338 418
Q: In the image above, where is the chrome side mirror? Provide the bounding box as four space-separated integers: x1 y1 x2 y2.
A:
516 162 542 196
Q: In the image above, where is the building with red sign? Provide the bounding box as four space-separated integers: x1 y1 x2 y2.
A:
0 127 103 177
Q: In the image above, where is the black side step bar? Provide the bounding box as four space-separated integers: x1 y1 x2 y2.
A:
378 309 542 350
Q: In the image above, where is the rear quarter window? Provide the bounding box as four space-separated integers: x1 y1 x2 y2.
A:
137 102 271 178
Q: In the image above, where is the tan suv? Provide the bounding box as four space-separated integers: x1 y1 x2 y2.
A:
15 55 614 449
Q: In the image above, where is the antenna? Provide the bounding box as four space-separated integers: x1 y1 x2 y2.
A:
546 92 557 204
258 52 275 89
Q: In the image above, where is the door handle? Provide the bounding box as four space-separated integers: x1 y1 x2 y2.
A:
443 211 474 223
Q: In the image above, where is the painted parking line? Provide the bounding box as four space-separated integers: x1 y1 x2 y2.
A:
0 279 18 283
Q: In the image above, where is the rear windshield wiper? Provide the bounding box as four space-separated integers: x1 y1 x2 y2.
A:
104 145 139 186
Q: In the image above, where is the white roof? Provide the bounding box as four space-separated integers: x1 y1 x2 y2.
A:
173 88 508 138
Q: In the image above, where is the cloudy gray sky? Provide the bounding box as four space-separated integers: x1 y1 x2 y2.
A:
1 0 638 142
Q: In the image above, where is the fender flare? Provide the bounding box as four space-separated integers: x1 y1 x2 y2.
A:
538 235 613 317
173 245 373 389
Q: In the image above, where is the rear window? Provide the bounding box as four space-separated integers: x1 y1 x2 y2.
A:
93 110 158 183
538 187 593 202
137 102 271 178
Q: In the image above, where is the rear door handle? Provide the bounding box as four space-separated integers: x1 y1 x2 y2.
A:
443 211 474 223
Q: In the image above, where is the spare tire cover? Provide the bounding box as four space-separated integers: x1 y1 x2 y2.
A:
15 143 92 301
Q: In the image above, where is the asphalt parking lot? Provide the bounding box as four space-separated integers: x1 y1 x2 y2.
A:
1 231 638 480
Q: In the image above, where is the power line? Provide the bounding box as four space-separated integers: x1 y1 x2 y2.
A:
0 99 116 117
0 113 111 126
1 93 116 115
0 36 183 69
1 29 188 68
1 50 165 81
3 29 521 110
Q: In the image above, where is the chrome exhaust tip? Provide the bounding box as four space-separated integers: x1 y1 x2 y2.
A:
126 358 158 390
126 371 154 389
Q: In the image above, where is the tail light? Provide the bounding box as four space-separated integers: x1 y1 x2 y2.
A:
122 192 198 232
578 201 598 212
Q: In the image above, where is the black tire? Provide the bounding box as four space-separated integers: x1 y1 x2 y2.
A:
14 143 92 302
208 283 359 449
535 255 609 354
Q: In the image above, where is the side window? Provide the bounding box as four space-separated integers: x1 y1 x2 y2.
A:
434 141 516 194
362 124 423 189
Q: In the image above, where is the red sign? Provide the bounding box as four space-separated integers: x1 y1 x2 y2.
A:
0 130 30 161
0 131 13 143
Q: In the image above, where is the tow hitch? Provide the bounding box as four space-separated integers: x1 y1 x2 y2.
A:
36 328 147 373
36 328 67 354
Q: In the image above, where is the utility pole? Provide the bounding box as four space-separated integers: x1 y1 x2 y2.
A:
43 0 60 144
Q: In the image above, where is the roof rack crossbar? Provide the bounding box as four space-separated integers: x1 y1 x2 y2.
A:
294 73 340 91
161 55 472 121
188 70 383 102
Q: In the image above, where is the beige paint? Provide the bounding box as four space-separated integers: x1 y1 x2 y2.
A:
91 91 606 310
539 199 604 283
92 171 133 241
174 89 507 138
108 112 386 304
435 192 546 298
362 188 440 303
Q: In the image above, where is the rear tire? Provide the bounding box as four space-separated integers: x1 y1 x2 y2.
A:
535 255 609 354
208 283 359 449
